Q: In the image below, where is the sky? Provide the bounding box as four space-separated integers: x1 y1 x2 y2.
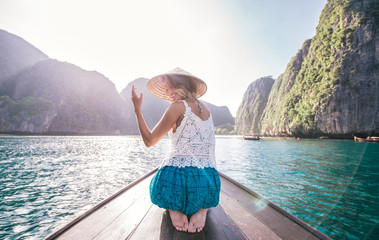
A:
0 0 326 116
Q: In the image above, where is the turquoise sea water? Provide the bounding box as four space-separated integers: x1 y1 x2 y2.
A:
0 135 378 240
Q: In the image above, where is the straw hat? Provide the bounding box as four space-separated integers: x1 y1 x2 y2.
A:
146 67 207 101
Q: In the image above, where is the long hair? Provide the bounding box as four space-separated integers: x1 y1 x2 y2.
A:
167 75 197 100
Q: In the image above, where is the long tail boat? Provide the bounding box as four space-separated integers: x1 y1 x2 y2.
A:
242 136 260 140
354 136 379 142
45 168 331 240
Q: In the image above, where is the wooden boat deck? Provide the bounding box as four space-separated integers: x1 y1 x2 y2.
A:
46 168 331 240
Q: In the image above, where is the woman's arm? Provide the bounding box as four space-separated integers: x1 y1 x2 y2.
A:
131 85 183 147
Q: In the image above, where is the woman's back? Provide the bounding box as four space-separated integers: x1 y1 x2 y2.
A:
163 100 216 169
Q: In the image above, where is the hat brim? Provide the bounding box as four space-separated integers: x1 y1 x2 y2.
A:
146 73 207 101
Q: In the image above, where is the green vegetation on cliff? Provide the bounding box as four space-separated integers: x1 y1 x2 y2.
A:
284 0 364 132
260 39 312 135
215 123 236 135
236 0 378 137
0 95 53 117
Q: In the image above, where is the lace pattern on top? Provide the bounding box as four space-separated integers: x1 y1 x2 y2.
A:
161 100 216 169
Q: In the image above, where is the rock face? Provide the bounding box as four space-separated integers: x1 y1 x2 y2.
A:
236 0 378 137
206 103 235 127
0 30 234 134
235 77 274 135
260 40 313 136
1 59 129 134
120 77 235 134
0 29 48 85
312 0 378 136
120 78 170 134
0 96 56 133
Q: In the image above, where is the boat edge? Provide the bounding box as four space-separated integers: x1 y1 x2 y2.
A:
218 171 332 240
44 167 159 240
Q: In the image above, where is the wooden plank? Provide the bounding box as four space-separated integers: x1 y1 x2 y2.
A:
56 175 152 240
220 176 312 240
130 207 208 240
166 211 206 240
171 231 207 240
46 168 157 240
219 192 282 240
93 195 153 240
128 205 166 240
158 209 176 239
219 173 331 240
172 230 207 239
131 205 243 240
145 209 206 240
203 205 247 240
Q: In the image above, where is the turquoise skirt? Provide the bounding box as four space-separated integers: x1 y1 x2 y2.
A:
150 165 221 217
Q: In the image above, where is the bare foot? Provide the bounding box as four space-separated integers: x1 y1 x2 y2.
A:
168 210 188 232
188 208 208 233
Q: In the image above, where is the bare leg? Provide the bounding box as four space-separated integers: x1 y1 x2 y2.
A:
188 208 208 233
168 209 189 232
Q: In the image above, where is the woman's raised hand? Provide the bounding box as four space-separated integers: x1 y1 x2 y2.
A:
131 85 143 112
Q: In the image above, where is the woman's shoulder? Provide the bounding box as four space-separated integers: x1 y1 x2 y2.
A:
166 101 186 114
171 100 186 107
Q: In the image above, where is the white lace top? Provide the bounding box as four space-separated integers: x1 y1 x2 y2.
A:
161 100 216 169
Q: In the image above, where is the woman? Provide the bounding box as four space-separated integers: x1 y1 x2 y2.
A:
131 68 220 233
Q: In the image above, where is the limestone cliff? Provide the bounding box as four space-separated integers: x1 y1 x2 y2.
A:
259 40 312 136
207 103 235 127
1 59 129 134
0 29 48 85
311 0 378 136
0 96 56 133
236 0 378 137
235 77 274 135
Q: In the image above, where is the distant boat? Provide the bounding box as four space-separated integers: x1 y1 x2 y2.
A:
354 136 379 142
242 136 260 140
45 168 331 240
